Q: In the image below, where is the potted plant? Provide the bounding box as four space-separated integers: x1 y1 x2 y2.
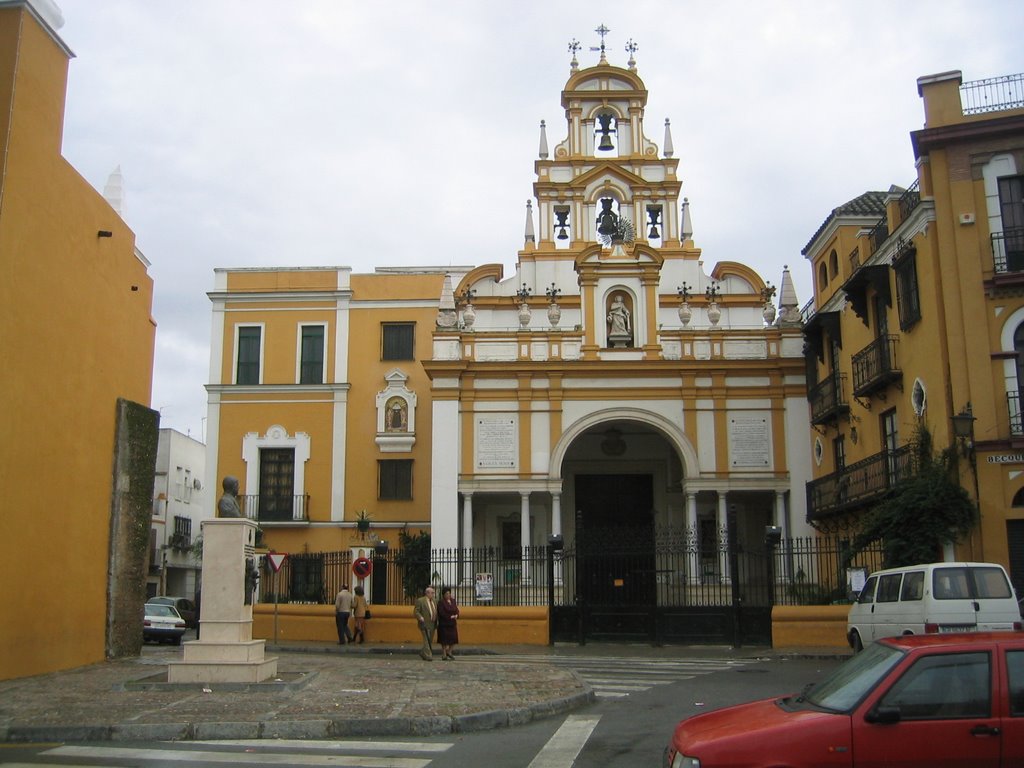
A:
355 510 372 533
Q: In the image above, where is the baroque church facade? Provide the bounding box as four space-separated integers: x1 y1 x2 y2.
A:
205 40 811 603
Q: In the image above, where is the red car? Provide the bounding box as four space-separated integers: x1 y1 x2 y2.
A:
665 632 1024 767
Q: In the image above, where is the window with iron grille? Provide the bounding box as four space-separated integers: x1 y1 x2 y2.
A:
894 249 921 330
259 448 295 521
299 324 325 384
999 176 1024 271
236 326 262 385
382 323 414 361
378 459 412 500
290 553 324 603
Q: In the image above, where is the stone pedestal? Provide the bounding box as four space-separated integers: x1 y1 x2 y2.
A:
167 519 278 684
608 331 632 348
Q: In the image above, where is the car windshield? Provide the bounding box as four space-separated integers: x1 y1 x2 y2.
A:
804 642 904 712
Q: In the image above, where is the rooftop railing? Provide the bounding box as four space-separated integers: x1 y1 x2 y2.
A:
961 73 1024 115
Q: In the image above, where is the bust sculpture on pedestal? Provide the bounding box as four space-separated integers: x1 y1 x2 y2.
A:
218 475 242 518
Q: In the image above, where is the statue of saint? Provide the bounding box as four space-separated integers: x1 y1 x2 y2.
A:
218 475 242 518
607 294 631 336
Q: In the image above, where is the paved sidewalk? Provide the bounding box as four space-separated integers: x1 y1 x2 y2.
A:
0 643 591 743
0 641 847 743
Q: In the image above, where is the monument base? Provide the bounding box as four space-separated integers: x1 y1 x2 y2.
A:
168 639 278 684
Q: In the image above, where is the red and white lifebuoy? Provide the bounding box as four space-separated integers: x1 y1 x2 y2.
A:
352 557 373 579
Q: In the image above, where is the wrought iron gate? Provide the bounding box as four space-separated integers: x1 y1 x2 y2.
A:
549 524 775 646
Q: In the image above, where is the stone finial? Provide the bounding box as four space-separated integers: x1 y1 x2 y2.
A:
437 273 458 328
777 265 802 325
663 119 674 158
539 120 549 160
103 165 126 219
524 200 536 244
681 197 693 241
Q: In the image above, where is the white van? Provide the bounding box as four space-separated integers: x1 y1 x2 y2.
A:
847 561 1022 651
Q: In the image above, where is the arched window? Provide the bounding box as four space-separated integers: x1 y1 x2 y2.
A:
829 249 839 279
818 262 828 292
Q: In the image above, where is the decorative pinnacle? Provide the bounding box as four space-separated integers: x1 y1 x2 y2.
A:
625 38 638 70
516 284 532 302
677 283 691 302
461 288 476 306
760 283 776 303
591 24 610 62
545 283 562 301
705 283 720 301
568 38 580 71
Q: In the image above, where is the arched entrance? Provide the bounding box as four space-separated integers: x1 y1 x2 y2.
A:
549 417 776 646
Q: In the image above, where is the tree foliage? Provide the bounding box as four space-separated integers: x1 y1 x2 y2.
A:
396 529 432 599
851 423 976 568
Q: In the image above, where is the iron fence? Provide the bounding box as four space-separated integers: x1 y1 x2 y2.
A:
256 536 887 609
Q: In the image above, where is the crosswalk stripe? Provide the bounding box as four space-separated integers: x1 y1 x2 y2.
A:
44 745 432 767
189 739 452 753
527 714 602 768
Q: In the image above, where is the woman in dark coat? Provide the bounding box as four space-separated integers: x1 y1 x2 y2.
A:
436 586 460 660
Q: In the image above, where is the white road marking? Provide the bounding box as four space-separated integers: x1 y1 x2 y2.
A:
527 714 602 768
43 745 432 767
189 738 452 752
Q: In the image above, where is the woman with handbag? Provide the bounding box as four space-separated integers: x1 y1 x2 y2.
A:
352 585 368 644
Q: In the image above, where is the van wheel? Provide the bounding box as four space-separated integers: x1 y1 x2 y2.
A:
851 630 863 653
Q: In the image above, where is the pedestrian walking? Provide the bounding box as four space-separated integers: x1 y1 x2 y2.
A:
437 586 460 660
413 585 437 661
334 584 353 644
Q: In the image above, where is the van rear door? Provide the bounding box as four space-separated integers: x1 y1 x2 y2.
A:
930 566 980 632
969 565 1021 631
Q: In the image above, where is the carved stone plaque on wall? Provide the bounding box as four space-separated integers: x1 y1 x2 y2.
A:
475 414 518 471
728 414 771 468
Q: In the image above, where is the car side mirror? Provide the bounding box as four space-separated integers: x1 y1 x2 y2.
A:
865 705 901 725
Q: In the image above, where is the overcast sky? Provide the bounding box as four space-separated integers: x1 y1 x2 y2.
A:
52 0 1022 441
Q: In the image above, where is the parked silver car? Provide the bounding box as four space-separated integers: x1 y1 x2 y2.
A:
143 602 186 645
148 596 197 628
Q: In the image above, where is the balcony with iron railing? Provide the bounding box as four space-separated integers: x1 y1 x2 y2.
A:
242 493 309 523
852 334 901 398
960 73 1024 115
1009 391 1024 438
807 444 914 521
992 227 1024 275
809 372 849 426
897 179 921 224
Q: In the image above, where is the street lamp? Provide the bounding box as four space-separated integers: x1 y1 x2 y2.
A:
952 403 976 458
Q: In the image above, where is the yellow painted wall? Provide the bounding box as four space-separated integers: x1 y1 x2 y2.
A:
771 605 850 650
253 604 549 646
343 274 443 540
0 6 156 680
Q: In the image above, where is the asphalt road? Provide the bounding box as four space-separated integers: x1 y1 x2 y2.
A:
0 651 843 767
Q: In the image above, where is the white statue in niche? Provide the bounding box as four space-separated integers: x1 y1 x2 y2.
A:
607 293 632 347
385 397 408 432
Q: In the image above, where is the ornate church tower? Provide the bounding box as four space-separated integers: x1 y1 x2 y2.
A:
423 28 808 622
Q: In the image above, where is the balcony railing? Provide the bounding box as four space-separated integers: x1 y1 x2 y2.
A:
961 73 1024 115
807 444 914 521
866 217 889 257
992 228 1024 274
242 494 309 522
852 334 901 397
1009 391 1024 437
809 372 849 425
897 180 921 224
